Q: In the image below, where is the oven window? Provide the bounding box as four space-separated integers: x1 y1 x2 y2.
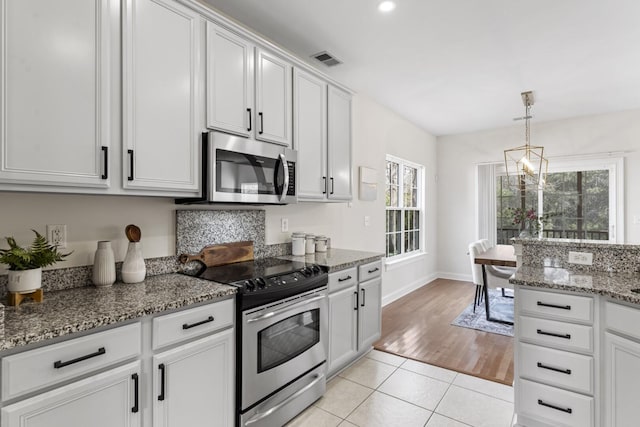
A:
257 309 320 373
216 149 278 195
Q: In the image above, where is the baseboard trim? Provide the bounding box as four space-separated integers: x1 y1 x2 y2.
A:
382 273 438 307
437 272 472 282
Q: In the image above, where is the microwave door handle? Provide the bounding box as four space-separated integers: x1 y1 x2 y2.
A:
278 153 289 203
246 294 325 324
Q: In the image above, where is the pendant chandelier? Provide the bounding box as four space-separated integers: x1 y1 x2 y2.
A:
503 91 548 189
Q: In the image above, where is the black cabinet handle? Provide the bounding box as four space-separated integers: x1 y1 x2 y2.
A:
258 112 264 134
330 177 335 195
131 373 139 413
361 289 366 307
537 362 572 375
158 363 166 401
127 149 134 181
247 108 252 131
53 347 106 369
538 399 572 414
537 301 571 310
338 275 352 282
354 291 358 311
537 329 571 340
368 267 379 273
101 146 108 179
182 316 215 330
322 176 327 194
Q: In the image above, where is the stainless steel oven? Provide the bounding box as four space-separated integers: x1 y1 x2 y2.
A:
240 287 327 427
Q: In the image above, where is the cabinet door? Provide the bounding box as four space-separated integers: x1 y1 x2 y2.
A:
255 49 292 146
328 286 358 375
358 277 382 350
293 69 327 199
206 23 254 136
153 329 234 427
604 332 640 426
0 0 111 189
1 362 140 427
327 86 352 200
123 0 202 195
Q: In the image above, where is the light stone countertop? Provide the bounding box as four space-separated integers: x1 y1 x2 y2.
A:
511 265 640 305
0 274 236 352
278 248 384 272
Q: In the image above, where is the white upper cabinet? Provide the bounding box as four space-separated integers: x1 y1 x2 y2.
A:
206 23 254 137
122 0 202 195
293 69 327 199
327 86 352 201
255 48 292 147
0 0 112 189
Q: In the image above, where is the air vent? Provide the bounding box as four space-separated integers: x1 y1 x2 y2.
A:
311 51 342 67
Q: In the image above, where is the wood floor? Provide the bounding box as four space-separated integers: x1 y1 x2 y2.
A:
374 278 514 385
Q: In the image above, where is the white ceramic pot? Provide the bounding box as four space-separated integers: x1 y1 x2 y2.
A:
7 267 42 293
92 241 116 287
122 242 146 283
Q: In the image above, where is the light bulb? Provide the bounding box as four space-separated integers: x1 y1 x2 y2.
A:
378 1 396 12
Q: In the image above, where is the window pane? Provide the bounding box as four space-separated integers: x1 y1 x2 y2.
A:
414 231 420 250
390 185 398 207
403 166 417 208
414 211 420 229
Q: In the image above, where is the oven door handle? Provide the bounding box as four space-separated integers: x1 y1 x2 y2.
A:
244 372 325 426
246 294 325 324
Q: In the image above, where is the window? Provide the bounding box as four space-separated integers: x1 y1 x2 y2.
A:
493 156 622 243
385 155 424 258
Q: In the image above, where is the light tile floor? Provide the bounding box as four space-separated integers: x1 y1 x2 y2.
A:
287 350 514 427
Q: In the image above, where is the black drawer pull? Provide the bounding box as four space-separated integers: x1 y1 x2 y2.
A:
158 363 166 401
538 399 572 414
537 301 571 310
53 347 106 369
361 289 366 307
367 267 379 273
258 112 264 134
247 108 252 131
101 146 108 179
330 177 335 195
537 362 572 375
127 149 134 181
182 316 215 330
322 176 327 194
354 291 358 311
537 329 571 340
338 275 352 282
131 373 139 413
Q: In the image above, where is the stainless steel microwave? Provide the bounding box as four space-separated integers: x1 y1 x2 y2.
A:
200 131 296 204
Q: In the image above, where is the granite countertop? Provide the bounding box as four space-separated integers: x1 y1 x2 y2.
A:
278 248 384 272
0 274 236 352
511 265 640 305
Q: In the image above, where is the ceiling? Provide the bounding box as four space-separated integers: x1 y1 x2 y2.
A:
202 0 640 136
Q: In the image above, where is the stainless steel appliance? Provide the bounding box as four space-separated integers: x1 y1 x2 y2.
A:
196 258 328 427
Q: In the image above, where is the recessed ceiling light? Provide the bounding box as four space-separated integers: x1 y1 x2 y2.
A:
378 1 396 12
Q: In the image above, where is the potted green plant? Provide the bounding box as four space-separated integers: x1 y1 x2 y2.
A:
0 230 71 293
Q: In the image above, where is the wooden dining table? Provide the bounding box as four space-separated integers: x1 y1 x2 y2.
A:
474 244 517 324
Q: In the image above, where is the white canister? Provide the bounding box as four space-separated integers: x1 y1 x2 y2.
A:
122 241 146 283
291 232 306 256
92 241 116 287
315 236 328 253
305 234 316 254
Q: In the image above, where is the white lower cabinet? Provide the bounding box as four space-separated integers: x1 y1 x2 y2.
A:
1 361 141 427
152 329 234 427
327 260 382 376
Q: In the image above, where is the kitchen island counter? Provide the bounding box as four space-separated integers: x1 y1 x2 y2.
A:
279 248 384 272
0 274 236 352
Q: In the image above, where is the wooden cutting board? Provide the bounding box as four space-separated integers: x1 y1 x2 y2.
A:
178 241 254 267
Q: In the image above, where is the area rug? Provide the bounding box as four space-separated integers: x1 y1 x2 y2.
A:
451 289 514 337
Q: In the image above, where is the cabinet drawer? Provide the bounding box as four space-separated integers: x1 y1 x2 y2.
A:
605 301 640 341
518 342 593 394
152 299 234 350
358 260 382 282
328 267 357 293
519 288 593 323
518 379 593 427
519 316 593 353
2 323 141 401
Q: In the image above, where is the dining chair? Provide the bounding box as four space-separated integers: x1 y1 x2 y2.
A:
479 239 515 297
468 241 486 312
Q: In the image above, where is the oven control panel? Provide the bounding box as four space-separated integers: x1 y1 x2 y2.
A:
240 265 323 292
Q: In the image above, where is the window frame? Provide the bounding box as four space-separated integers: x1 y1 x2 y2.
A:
385 154 426 260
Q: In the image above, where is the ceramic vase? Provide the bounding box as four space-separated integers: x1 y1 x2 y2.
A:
122 242 146 283
92 241 116 287
7 267 42 293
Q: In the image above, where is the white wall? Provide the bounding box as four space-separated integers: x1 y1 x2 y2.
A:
0 94 439 304
436 109 640 280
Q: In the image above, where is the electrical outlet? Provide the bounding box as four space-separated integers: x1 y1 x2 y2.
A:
47 224 67 249
568 251 593 265
281 218 289 232
364 216 371 226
